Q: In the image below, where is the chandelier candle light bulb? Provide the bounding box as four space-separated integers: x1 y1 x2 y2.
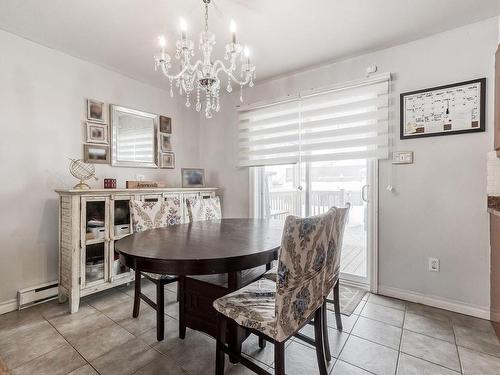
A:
244 46 250 64
180 17 187 40
153 0 256 118
158 35 166 48
158 35 167 60
230 20 237 44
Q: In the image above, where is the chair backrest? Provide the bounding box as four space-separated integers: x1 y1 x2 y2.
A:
186 196 222 222
274 208 336 341
325 204 350 294
129 198 182 233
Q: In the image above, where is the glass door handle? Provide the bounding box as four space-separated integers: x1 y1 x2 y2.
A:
362 185 369 202
297 186 304 191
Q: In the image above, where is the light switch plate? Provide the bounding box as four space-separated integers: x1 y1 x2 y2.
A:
392 151 413 164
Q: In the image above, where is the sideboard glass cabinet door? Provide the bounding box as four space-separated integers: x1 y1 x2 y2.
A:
109 196 133 280
81 197 110 288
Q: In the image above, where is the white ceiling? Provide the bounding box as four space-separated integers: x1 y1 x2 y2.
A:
0 0 499 89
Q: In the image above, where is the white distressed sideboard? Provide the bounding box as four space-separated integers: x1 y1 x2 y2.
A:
55 187 218 313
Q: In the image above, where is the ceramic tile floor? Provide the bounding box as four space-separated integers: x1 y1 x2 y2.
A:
1 280 500 375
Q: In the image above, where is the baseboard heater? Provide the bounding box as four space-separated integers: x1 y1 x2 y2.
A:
18 281 58 310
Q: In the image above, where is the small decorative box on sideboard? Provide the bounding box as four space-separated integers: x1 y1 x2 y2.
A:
55 187 218 313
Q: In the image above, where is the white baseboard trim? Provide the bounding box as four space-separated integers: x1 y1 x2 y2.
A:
378 285 490 320
340 278 370 291
0 299 18 315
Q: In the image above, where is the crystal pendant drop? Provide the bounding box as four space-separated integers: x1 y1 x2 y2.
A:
205 94 212 118
196 86 201 111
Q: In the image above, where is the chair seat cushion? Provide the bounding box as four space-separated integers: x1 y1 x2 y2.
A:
141 271 177 281
213 278 280 340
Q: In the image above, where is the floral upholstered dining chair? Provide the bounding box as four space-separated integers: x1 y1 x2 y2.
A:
213 208 338 375
186 196 222 222
259 204 350 363
129 198 183 341
130 198 182 231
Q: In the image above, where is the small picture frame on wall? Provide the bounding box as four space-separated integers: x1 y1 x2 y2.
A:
182 168 205 188
160 133 172 152
83 144 110 164
87 99 106 123
159 116 172 133
160 152 175 169
85 122 108 144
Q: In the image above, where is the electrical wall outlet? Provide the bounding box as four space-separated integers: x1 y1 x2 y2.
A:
428 258 440 272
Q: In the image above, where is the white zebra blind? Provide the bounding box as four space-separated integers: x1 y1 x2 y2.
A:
238 74 390 167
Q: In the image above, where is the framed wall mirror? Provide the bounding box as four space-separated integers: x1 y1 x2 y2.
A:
110 105 158 168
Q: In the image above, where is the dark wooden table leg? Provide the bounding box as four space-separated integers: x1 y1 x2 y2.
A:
178 276 186 339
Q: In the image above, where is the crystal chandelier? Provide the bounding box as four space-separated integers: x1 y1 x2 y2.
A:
154 0 256 118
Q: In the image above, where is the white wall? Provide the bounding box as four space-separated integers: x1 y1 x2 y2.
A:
201 17 499 315
0 30 200 303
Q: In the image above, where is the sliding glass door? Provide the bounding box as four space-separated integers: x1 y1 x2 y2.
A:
262 164 303 219
252 159 376 286
307 160 369 283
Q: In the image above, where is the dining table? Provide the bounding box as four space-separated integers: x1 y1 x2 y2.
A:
115 218 284 358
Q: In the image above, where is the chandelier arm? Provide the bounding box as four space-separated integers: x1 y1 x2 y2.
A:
214 61 251 86
160 59 204 81
191 60 204 73
160 62 191 81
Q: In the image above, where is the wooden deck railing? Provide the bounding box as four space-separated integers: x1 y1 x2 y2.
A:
267 190 348 219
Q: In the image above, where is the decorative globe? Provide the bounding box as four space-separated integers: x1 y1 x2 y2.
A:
69 158 97 189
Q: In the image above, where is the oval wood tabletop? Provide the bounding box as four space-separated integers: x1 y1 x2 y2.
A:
115 218 284 275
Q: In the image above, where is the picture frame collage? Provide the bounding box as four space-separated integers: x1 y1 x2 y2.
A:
83 99 110 164
159 115 175 169
82 99 174 170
